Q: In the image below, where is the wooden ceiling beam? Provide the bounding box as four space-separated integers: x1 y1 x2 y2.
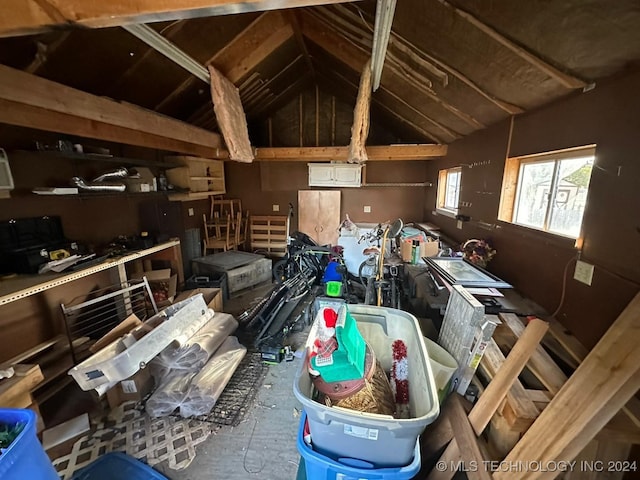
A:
0 64 223 157
254 144 447 161
155 11 293 112
250 74 312 119
0 0 360 38
436 0 589 89
287 11 316 79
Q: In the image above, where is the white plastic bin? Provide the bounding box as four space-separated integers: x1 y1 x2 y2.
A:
293 304 439 468
69 295 212 391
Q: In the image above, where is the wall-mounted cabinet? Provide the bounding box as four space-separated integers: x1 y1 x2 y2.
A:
165 155 226 201
308 163 362 187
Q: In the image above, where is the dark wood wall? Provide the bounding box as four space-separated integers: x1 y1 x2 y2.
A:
423 71 640 349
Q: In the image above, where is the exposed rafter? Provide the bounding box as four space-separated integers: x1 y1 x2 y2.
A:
155 11 293 112
0 0 361 38
302 13 461 141
306 9 485 129
286 11 316 78
436 0 589 90
318 69 448 143
338 3 523 115
0 64 222 157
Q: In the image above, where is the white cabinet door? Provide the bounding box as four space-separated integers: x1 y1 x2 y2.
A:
308 164 335 186
308 163 362 187
333 164 362 187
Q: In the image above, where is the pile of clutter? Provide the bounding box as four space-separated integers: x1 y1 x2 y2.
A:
68 293 246 418
145 312 246 418
305 303 411 419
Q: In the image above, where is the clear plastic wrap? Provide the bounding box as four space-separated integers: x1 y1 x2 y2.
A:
179 336 247 417
145 370 198 417
149 313 238 382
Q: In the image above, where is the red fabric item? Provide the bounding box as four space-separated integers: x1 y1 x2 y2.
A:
323 308 338 328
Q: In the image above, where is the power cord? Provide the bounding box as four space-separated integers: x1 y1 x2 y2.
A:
550 254 579 318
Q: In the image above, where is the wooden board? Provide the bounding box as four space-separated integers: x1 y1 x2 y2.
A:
208 65 254 163
496 293 640 480
249 215 289 255
0 364 44 406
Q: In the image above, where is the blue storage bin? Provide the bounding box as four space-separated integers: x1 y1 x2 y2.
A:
297 413 421 480
71 452 168 479
0 408 58 480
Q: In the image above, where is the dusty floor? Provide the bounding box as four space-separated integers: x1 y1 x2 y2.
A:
153 283 304 480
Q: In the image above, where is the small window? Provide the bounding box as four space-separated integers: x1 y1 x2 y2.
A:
437 167 461 216
498 146 595 238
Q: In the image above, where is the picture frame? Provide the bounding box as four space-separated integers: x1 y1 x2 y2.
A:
425 257 512 289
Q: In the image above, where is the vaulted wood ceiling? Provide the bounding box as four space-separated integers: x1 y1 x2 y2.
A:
0 0 638 146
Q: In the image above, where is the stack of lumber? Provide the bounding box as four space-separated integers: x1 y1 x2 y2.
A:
424 291 640 480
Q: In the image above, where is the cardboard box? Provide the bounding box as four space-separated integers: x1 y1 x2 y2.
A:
132 268 178 309
124 167 156 193
401 239 439 262
173 287 223 312
106 368 154 409
90 313 142 353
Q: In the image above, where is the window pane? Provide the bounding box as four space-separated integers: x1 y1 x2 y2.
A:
514 161 554 229
548 156 594 237
444 171 460 210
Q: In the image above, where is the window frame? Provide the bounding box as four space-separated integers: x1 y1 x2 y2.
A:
498 145 596 239
436 167 462 218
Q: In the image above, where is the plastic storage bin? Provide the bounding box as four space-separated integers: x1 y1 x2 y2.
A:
297 413 421 480
192 254 271 296
185 273 228 300
0 409 58 480
71 452 168 479
69 295 212 391
294 304 438 468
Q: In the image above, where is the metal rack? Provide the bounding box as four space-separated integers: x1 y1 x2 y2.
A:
61 277 158 363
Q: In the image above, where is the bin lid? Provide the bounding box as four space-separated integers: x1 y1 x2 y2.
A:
193 251 264 271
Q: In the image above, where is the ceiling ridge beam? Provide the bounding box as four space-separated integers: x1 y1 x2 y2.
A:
155 10 293 112
287 11 316 79
437 0 589 89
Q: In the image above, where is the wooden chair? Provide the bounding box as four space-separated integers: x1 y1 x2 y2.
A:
202 214 235 255
234 211 249 251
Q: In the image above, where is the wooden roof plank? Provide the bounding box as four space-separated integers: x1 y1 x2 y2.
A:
0 0 360 38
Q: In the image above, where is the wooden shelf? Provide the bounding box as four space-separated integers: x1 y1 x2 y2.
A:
16 149 181 168
0 240 181 306
167 190 226 202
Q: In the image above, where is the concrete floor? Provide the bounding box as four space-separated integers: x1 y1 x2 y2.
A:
154 283 304 480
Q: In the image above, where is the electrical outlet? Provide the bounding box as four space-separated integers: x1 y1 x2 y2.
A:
272 204 280 212
456 220 463 230
574 260 594 286
188 208 194 217
363 205 371 213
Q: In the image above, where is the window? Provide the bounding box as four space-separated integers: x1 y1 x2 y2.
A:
498 146 595 238
437 167 461 216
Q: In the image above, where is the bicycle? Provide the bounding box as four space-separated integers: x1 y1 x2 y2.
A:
357 219 404 308
272 231 333 284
